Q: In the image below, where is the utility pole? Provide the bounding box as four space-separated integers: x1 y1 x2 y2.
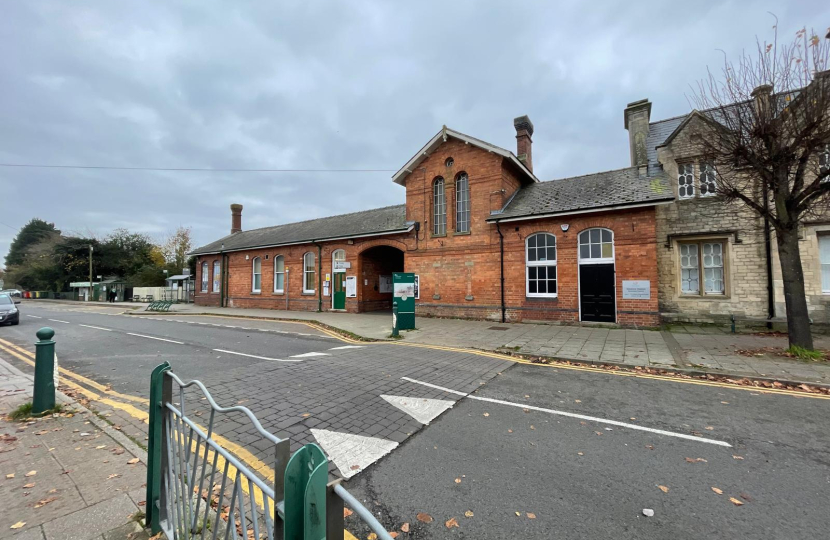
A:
88 244 93 302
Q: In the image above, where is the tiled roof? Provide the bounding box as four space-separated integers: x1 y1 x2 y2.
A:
190 204 409 255
489 167 674 221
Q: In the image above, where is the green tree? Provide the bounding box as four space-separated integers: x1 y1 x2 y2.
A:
5 219 59 267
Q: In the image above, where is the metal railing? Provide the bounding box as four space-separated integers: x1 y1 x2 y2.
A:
146 362 392 540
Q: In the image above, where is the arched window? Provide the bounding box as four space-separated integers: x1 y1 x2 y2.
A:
252 257 262 292
333 249 346 268
212 261 221 292
433 177 446 235
200 262 208 292
273 255 285 293
578 228 614 263
303 252 316 293
526 233 557 297
455 172 470 233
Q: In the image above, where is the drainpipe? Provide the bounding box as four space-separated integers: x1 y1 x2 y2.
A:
763 184 774 328
313 241 323 312
219 244 225 308
496 220 506 323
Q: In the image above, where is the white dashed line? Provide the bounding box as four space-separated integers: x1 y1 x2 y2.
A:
126 333 184 344
289 352 330 358
212 349 302 362
78 324 112 331
27 315 42 319
329 345 365 350
401 377 732 447
47 319 70 324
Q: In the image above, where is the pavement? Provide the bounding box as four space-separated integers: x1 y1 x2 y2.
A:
2 300 829 539
0 355 149 540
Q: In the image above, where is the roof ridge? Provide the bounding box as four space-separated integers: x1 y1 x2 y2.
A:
237 203 406 235
539 165 638 184
649 88 802 126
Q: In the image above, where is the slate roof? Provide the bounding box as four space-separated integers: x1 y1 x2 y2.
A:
190 204 409 255
488 167 673 222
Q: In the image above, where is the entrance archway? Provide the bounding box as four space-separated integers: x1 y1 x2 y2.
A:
358 245 404 312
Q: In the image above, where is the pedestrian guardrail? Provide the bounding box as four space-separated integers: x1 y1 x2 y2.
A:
146 362 392 540
146 300 173 312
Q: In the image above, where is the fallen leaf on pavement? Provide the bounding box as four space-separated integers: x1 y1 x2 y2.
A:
416 512 433 523
350 465 360 471
35 430 49 436
711 487 723 495
112 448 125 455
530 425 535 430
95 445 106 449
301 413 310 418
721 401 729 404
527 512 537 519
5 473 14 479
22 483 35 489
515 511 520 516
343 508 353 518
645 445 654 450
127 458 140 465
524 395 530 398
389 532 398 539
454 478 461 484
10 521 25 529
108 474 120 479
594 431 603 436
25 471 36 477
574 399 581 403
445 517 459 529
400 523 410 532
523 408 530 413
482 413 489 417
630 417 636 421
577 452 584 456
733 455 744 460
464 510 474 518
34 496 58 508
367 534 377 540
705 426 714 431
729 497 744 506
685 457 708 463
658 485 669 493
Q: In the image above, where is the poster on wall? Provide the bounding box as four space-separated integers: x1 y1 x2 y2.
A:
345 276 357 297
622 280 650 299
323 282 330 296
379 275 392 293
414 275 420 299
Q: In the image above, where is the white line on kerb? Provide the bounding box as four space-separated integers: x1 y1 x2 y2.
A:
78 324 112 331
401 377 732 448
47 319 70 324
213 349 302 362
27 315 42 319
126 333 183 344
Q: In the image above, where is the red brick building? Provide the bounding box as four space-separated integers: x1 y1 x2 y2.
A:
191 117 673 326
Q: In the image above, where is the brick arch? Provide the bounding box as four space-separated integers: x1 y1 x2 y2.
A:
356 237 409 254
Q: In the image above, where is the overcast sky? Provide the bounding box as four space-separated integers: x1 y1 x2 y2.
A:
0 1 826 268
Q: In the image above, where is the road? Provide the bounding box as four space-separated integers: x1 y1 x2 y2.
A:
2 301 829 539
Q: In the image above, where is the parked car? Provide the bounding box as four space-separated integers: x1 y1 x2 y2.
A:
0 293 20 326
0 289 22 298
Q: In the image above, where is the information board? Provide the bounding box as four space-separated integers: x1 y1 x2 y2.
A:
622 280 650 300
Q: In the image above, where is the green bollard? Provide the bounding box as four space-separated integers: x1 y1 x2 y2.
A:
392 301 399 337
33 327 56 415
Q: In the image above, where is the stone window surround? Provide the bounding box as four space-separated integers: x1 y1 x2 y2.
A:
677 161 717 200
673 235 731 299
812 226 830 295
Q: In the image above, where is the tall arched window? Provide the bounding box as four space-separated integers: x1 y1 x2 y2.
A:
578 228 614 263
200 262 208 292
252 257 262 292
526 233 557 297
455 172 470 233
273 255 285 293
212 261 221 292
433 177 446 235
303 252 316 293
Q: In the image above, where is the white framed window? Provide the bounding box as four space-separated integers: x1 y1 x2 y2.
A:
578 228 614 263
332 249 346 271
201 262 208 292
820 144 830 177
679 240 725 296
212 261 221 293
455 173 470 233
678 163 695 199
251 257 262 292
433 177 446 235
819 235 830 293
525 233 557 297
303 252 316 293
699 161 717 197
273 255 284 293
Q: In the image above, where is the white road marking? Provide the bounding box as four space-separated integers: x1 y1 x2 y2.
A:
289 352 330 358
47 319 70 324
78 324 112 331
310 429 398 479
27 315 42 319
401 377 732 448
381 395 455 425
329 345 365 350
126 333 184 345
212 349 302 363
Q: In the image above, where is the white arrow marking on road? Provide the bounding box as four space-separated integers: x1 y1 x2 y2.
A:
47 319 70 324
126 333 184 344
381 395 455 425
212 349 302 362
401 377 732 448
329 345 365 350
310 429 398 479
78 324 112 331
289 352 330 358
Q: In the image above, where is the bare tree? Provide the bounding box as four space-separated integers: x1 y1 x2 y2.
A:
690 23 830 349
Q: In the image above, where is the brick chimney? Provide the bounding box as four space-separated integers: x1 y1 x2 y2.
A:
513 115 534 172
230 203 243 234
624 99 652 169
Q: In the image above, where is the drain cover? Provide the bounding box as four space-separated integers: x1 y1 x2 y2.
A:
488 326 509 331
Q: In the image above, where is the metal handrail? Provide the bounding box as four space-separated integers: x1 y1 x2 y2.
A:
334 484 394 540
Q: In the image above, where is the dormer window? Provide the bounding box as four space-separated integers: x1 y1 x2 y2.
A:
699 162 717 197
678 163 695 199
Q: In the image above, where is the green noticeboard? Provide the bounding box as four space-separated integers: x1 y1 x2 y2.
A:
393 272 416 330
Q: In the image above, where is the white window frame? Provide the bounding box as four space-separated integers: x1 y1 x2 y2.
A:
433 177 446 236
678 239 727 296
578 228 615 264
212 261 221 293
679 243 700 294
201 262 208 292
273 255 285 293
699 161 717 197
820 144 830 178
455 173 470 233
819 234 830 294
678 163 695 199
525 233 557 298
251 257 262 293
303 252 316 294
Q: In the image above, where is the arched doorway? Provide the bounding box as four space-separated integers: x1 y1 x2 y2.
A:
358 245 405 312
578 228 616 322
